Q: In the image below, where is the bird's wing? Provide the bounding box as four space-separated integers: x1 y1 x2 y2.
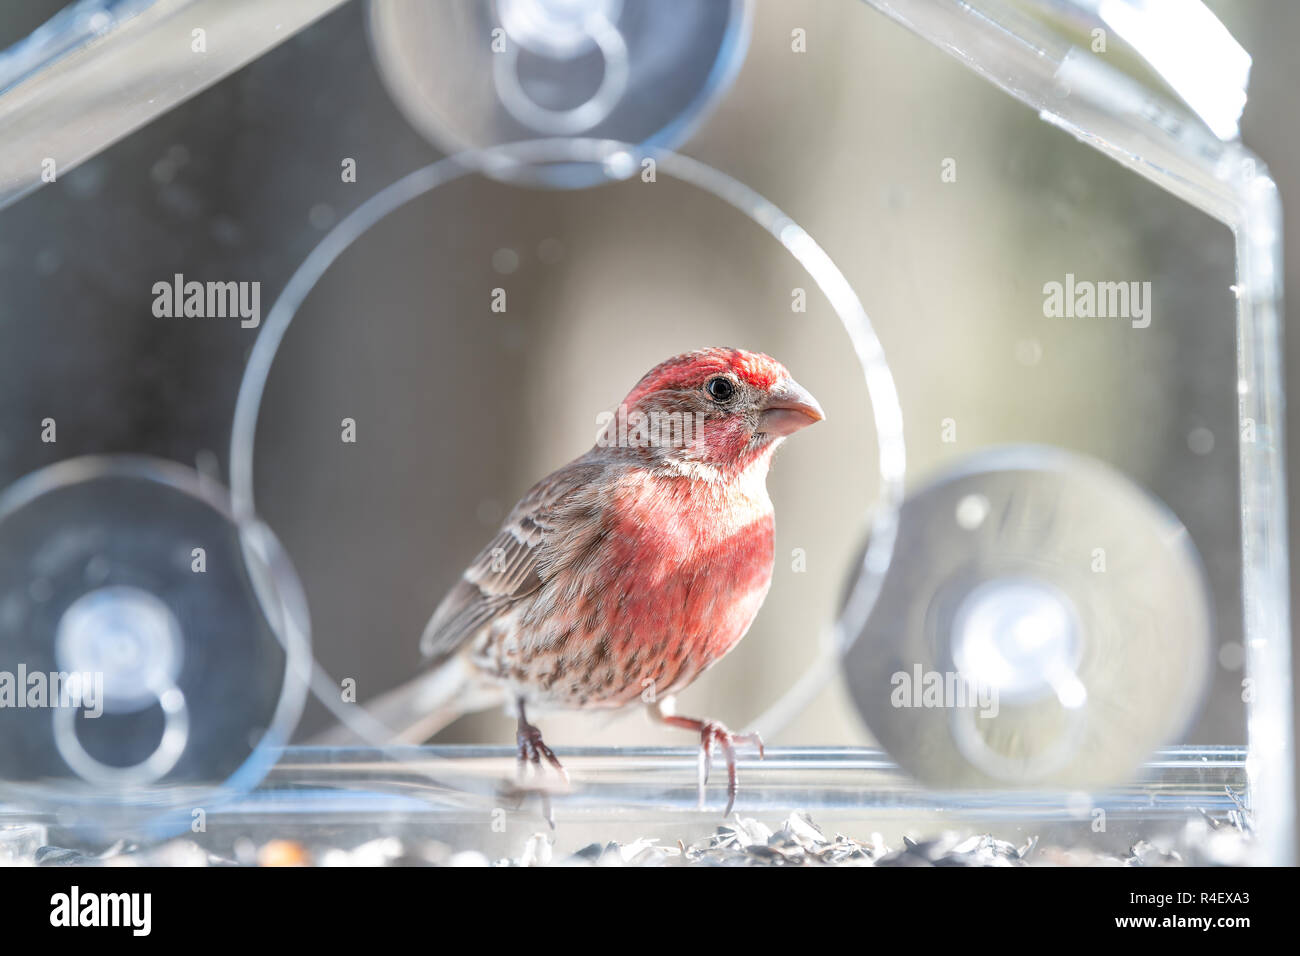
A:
419 457 606 665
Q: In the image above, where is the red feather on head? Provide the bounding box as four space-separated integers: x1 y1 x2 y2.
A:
623 347 785 409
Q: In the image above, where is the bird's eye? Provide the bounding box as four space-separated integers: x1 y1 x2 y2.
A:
705 376 736 403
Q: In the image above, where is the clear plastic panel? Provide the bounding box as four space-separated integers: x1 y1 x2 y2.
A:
0 0 1288 865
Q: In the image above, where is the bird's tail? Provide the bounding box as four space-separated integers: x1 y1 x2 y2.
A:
308 656 504 746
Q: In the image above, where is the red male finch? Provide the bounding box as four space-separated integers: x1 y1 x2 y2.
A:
351 347 824 817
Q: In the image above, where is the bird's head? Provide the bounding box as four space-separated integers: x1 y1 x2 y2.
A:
603 347 824 475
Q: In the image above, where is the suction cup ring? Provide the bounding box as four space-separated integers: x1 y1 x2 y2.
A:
948 698 1088 783
493 6 629 135
230 139 905 743
945 575 1090 779
946 576 1090 780
51 584 188 786
53 678 189 788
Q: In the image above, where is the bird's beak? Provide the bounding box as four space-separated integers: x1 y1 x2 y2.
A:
758 377 825 437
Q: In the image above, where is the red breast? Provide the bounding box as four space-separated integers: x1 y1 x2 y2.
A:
596 469 777 699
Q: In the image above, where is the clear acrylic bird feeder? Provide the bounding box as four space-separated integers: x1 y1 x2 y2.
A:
0 0 1290 866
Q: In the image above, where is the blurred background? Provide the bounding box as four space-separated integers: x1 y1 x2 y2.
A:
0 0 1292 770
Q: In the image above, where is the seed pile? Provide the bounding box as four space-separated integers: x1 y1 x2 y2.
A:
6 798 1251 867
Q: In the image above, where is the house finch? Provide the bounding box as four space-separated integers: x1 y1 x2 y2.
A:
353 347 823 815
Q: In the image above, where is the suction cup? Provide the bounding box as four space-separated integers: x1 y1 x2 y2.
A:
0 456 310 835
367 0 752 187
844 445 1213 789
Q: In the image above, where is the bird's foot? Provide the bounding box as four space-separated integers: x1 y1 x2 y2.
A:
516 718 568 783
515 711 567 829
663 714 764 816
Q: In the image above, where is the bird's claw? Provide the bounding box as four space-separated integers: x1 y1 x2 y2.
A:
516 720 569 783
693 720 764 816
